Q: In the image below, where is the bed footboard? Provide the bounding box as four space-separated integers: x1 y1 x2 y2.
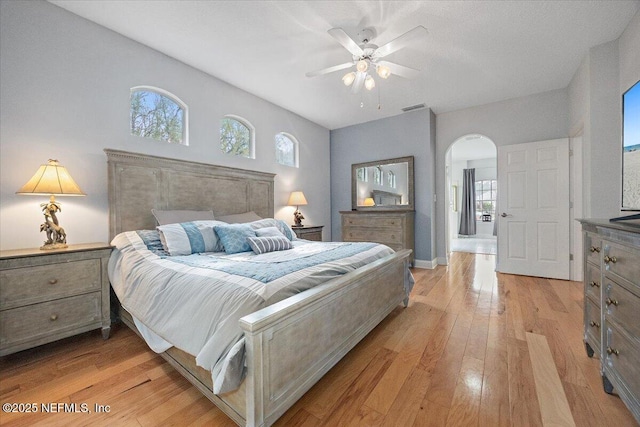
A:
239 249 412 427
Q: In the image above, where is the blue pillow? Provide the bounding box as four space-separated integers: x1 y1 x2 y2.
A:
157 220 225 255
247 236 293 254
214 224 257 254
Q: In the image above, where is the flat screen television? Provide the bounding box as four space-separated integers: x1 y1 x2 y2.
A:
612 79 640 222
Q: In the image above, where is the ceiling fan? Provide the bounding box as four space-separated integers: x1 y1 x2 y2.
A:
306 26 428 93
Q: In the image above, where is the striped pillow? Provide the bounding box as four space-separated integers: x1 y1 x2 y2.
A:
246 236 293 254
157 220 224 255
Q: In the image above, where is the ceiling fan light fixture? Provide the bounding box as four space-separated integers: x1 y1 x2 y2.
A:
364 75 375 91
342 72 356 86
356 59 368 73
376 65 391 79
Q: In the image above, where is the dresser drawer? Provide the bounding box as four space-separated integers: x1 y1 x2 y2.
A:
0 292 101 348
585 296 601 353
343 227 404 244
604 321 640 405
584 232 603 266
604 242 640 286
0 259 101 310
604 278 640 342
342 215 404 228
584 263 602 302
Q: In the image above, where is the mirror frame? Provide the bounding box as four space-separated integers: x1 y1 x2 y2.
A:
351 156 415 211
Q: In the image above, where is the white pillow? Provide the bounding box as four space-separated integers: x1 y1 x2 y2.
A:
255 227 285 238
152 209 215 225
157 220 224 255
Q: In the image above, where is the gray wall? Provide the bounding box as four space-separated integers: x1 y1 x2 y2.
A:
0 1 330 250
330 109 436 263
435 89 570 262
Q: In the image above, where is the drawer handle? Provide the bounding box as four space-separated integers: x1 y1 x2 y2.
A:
50 314 58 321
589 321 600 328
49 279 58 285
590 246 601 253
606 347 619 356
605 298 618 307
589 281 600 288
603 255 617 264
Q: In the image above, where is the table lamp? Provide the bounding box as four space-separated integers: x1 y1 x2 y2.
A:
363 197 376 206
16 159 86 250
287 191 308 227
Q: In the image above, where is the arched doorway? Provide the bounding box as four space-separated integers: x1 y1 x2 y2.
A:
445 134 497 256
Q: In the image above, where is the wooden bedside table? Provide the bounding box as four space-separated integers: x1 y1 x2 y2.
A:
292 225 324 241
0 243 112 356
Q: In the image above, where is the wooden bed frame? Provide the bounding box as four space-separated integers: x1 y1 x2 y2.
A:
105 149 412 427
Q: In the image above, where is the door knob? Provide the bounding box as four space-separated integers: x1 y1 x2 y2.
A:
501 213 509 218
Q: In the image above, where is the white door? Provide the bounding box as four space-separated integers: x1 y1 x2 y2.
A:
496 138 570 280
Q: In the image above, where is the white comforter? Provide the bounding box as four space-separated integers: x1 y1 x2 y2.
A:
108 230 406 393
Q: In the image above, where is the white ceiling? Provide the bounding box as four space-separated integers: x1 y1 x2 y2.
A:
49 0 639 130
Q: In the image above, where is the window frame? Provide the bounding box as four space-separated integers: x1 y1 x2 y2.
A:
130 86 188 145
475 179 497 221
274 132 299 168
220 114 255 159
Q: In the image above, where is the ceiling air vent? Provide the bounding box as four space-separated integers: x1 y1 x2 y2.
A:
401 103 426 112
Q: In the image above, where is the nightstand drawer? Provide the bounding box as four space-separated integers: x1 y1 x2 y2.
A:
0 259 101 310
0 292 101 348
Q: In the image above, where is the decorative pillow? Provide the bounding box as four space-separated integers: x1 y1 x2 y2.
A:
214 224 257 254
157 220 224 255
152 209 215 225
246 236 293 254
255 226 285 238
248 218 296 241
217 211 263 224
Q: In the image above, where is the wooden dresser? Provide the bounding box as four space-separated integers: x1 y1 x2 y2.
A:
0 243 112 356
579 219 640 425
340 210 415 266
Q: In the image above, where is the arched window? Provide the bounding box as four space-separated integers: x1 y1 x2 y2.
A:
220 115 254 158
275 133 299 167
130 86 187 145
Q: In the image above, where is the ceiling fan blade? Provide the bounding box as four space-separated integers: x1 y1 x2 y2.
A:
377 61 421 79
351 71 366 94
373 26 428 58
328 28 364 57
305 62 354 78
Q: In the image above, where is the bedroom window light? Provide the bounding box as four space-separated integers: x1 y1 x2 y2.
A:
220 115 254 158
130 86 187 145
475 179 497 221
275 133 298 167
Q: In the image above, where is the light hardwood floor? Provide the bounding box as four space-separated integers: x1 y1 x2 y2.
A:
0 252 637 426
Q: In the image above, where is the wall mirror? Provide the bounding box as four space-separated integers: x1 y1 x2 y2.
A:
351 156 414 211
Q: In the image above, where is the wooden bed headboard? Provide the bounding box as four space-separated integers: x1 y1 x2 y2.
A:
105 149 275 239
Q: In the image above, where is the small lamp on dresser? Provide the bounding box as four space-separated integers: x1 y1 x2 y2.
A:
16 159 86 250
288 191 308 227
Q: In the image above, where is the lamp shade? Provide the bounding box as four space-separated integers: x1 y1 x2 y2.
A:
16 159 85 196
287 191 308 206
363 197 376 206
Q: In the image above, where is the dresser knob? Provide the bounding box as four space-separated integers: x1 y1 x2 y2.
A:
589 321 600 328
589 281 600 288
50 314 58 321
606 347 619 356
605 298 618 307
604 255 617 264
590 246 601 253
49 279 58 285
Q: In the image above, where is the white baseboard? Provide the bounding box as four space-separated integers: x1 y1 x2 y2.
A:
437 257 448 266
413 258 439 269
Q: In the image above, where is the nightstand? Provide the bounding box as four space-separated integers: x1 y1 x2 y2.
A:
292 225 324 241
0 243 112 356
